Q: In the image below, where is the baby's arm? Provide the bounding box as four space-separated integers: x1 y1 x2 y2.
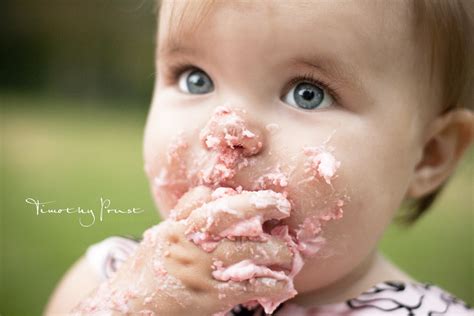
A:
70 187 298 315
44 256 101 315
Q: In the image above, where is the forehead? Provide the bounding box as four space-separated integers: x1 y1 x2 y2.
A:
158 0 414 58
157 0 419 111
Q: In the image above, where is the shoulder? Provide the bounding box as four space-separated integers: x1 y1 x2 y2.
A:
44 255 100 315
44 236 140 315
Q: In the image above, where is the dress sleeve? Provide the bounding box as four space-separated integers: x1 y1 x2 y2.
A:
85 236 140 281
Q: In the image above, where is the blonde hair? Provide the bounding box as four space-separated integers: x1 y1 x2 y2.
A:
406 0 473 222
156 0 474 222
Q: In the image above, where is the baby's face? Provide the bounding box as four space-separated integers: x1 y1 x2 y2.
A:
144 1 427 293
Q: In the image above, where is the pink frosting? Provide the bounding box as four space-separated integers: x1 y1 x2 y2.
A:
149 108 348 314
294 199 344 257
212 258 297 314
152 133 191 208
177 188 300 314
212 259 288 282
270 226 304 279
183 189 291 252
210 225 305 315
211 186 242 199
194 106 263 187
303 146 341 185
180 186 344 314
152 106 262 209
219 215 265 238
186 231 221 252
255 168 289 190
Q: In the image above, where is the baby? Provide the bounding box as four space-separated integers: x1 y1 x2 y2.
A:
46 0 474 315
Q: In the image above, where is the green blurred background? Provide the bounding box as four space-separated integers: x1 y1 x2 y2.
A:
1 1 473 315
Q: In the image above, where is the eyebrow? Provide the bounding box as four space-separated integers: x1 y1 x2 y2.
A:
159 39 365 97
158 37 196 58
289 56 364 96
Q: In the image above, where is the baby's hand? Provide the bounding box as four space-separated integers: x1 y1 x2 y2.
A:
73 186 299 316
165 186 298 315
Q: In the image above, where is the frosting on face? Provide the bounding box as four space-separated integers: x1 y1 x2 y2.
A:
148 105 347 314
303 146 341 185
152 132 190 210
80 104 347 315
254 165 289 193
152 106 264 210
192 106 263 187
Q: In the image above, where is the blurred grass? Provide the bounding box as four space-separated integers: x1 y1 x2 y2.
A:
1 93 159 316
1 93 472 315
380 145 473 305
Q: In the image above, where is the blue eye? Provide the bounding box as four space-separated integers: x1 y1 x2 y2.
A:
178 68 214 94
283 81 333 110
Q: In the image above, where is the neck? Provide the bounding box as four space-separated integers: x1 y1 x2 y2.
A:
288 250 414 307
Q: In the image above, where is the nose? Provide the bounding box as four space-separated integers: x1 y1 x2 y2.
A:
199 105 264 156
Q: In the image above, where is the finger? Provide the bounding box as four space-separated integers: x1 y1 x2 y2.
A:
169 186 213 221
161 222 216 293
212 235 293 271
246 277 296 314
214 276 295 315
185 190 291 238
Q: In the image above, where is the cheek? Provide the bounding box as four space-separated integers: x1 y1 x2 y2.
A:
291 131 416 291
143 101 193 216
334 128 415 229
280 145 347 258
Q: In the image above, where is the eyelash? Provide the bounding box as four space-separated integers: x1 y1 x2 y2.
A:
163 61 342 104
164 61 197 84
285 72 341 105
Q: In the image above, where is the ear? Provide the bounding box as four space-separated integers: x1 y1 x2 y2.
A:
407 108 474 198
